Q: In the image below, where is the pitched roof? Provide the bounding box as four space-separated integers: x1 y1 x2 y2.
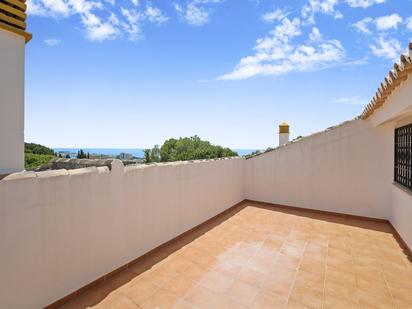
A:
361 42 412 119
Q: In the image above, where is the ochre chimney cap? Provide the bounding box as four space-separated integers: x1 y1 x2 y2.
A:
279 122 289 134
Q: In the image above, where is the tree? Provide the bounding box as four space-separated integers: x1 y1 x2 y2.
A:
25 142 55 155
150 145 161 163
24 142 56 170
77 149 87 159
144 149 151 163
146 136 238 163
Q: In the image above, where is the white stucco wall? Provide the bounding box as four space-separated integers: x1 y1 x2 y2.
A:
0 158 244 308
0 30 25 174
245 119 393 219
245 76 412 249
368 78 412 250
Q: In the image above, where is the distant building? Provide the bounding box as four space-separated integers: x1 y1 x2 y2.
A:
117 152 134 160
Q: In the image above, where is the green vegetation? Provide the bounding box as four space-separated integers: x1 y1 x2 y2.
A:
77 149 90 159
245 150 262 159
144 136 238 163
25 143 55 155
25 153 55 170
24 142 56 170
245 147 274 159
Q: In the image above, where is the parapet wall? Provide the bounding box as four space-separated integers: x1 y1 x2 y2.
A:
0 157 244 309
244 119 394 220
1 115 412 308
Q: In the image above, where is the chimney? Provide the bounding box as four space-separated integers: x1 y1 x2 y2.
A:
0 7 31 174
278 122 290 147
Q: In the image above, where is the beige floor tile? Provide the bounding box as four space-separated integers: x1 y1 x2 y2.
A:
275 253 301 270
294 269 324 292
217 296 250 309
262 267 296 296
226 280 260 305
299 256 325 275
172 300 199 309
140 288 180 309
251 289 288 308
162 274 199 298
356 287 395 309
325 267 356 286
120 278 160 305
92 294 140 309
213 260 242 277
199 270 234 293
237 267 267 287
57 203 412 309
324 279 359 304
288 284 323 309
322 294 359 309
183 285 223 308
389 286 412 308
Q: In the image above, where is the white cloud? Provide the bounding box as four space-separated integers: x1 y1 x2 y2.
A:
120 7 141 40
81 12 101 27
353 14 404 35
375 14 402 31
353 17 372 34
332 96 367 105
108 12 119 25
301 0 342 24
145 5 168 24
28 0 167 41
27 0 70 17
261 9 288 23
309 27 322 41
219 17 346 80
174 0 224 26
86 22 119 41
175 2 209 26
43 0 70 16
345 0 385 8
370 36 402 60
407 17 412 32
44 38 61 46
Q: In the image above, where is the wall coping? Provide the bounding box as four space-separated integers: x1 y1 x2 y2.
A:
246 118 359 160
1 156 244 183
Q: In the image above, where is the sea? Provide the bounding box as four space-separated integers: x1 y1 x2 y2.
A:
53 148 258 158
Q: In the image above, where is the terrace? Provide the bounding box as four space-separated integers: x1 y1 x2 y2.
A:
1 3 412 308
58 201 412 309
0 49 412 306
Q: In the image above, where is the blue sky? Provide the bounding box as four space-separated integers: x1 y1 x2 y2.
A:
25 0 412 149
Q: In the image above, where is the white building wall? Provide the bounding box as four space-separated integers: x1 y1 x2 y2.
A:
245 76 412 249
368 78 412 250
0 158 244 308
245 119 393 220
0 30 25 174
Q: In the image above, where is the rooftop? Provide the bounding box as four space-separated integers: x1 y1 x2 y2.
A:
361 42 412 119
58 201 412 309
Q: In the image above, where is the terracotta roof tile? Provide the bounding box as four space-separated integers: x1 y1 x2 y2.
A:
361 42 412 119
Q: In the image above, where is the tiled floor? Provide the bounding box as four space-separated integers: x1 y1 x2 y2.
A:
60 201 412 309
